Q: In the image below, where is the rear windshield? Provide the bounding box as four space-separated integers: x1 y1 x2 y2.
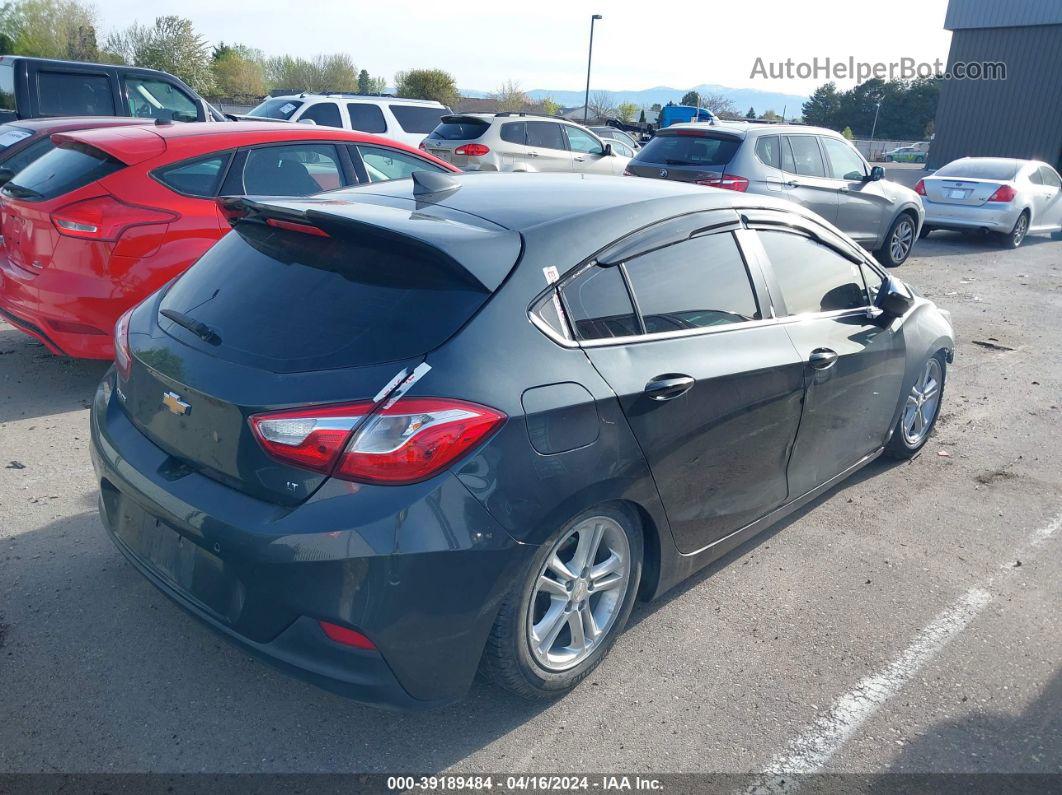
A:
2 142 123 201
390 104 447 133
247 98 304 120
0 124 32 150
429 118 489 140
634 133 740 167
158 221 491 373
935 160 1020 181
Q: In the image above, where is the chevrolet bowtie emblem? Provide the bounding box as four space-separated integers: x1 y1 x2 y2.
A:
162 391 191 416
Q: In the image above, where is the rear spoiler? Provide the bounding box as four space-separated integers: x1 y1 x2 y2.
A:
218 195 522 292
51 127 166 165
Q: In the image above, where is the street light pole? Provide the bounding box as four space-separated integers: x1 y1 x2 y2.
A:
583 14 603 123
870 100 882 141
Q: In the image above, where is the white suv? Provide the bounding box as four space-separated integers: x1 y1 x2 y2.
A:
244 94 451 148
422 113 631 175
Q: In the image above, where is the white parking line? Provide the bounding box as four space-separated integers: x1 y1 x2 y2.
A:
745 511 1062 794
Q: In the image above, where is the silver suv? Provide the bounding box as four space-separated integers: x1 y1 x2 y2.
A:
626 123 924 266
422 113 630 176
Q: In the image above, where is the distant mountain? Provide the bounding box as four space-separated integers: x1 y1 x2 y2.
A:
460 84 808 117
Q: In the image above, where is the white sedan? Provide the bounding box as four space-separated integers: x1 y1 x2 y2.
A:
917 157 1062 248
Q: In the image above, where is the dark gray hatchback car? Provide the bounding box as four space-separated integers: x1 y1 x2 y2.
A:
91 172 954 708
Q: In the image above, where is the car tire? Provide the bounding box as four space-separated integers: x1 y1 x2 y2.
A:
997 211 1030 249
885 352 946 459
919 225 933 239
876 212 918 266
481 503 643 700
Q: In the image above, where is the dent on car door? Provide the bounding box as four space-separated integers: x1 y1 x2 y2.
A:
563 225 805 554
820 136 886 244
750 227 906 496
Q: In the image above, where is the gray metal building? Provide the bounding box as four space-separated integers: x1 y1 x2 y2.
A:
929 0 1062 169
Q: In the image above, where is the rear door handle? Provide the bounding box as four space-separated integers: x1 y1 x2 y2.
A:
574 156 586 162
809 348 839 370
645 374 695 401
527 151 539 157
785 180 801 188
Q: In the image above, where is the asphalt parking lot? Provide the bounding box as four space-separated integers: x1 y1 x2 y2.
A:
1 218 1060 777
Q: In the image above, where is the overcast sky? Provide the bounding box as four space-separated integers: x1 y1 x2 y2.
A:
94 0 953 96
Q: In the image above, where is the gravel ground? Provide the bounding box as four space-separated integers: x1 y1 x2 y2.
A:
1 224 1060 777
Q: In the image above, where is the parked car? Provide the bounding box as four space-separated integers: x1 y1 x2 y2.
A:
657 104 717 128
0 122 455 358
590 126 640 151
422 113 630 175
90 172 953 708
625 123 924 266
0 56 224 123
917 157 1062 247
242 93 450 149
0 117 157 187
884 146 926 163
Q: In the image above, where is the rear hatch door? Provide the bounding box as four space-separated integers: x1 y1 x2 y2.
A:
626 128 743 183
422 115 490 166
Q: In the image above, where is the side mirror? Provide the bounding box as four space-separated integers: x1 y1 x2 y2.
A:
868 165 885 181
0 167 14 188
877 275 915 317
603 143 613 156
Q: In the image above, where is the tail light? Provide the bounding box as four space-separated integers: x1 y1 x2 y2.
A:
319 621 377 650
987 184 1016 202
914 179 927 196
695 174 749 192
51 196 177 241
455 143 490 156
249 397 506 485
264 218 329 237
114 307 134 378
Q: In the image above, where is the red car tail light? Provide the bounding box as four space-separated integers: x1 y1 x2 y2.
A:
695 174 749 192
319 621 377 650
51 196 178 241
987 184 1016 202
914 179 927 196
249 402 374 474
455 143 490 156
336 397 506 485
250 397 505 484
114 307 134 378
264 218 329 237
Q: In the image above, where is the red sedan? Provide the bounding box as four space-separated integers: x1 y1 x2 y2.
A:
0 121 456 359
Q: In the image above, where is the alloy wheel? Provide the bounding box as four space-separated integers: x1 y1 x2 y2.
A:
527 515 631 672
1013 214 1028 247
890 218 915 262
901 357 942 446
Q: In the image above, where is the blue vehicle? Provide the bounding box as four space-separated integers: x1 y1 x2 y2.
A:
657 105 717 128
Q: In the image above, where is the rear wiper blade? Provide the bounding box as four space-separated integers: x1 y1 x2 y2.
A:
2 183 43 199
665 159 696 165
160 308 221 346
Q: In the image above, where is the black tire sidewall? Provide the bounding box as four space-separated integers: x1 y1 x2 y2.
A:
999 211 1030 248
878 213 916 266
887 352 947 457
509 504 643 694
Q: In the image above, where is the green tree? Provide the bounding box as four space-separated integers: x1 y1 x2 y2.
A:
760 109 780 121
539 96 561 116
264 54 357 93
699 92 736 115
746 106 756 118
3 0 98 60
638 108 646 123
358 68 371 94
680 90 699 106
841 126 855 140
106 16 215 94
802 81 841 129
650 103 661 112
491 79 528 111
615 101 638 122
394 68 459 107
212 44 266 96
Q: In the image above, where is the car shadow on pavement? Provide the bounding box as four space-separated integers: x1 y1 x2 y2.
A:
872 666 1062 778
910 232 1057 260
0 325 109 424
0 507 551 773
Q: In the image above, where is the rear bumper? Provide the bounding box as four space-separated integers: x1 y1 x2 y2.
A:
89 371 530 708
922 200 1022 233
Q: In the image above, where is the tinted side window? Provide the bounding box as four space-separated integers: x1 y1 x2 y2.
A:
561 266 639 340
156 154 230 197
357 144 448 182
758 230 867 315
347 103 387 133
38 72 115 116
1040 166 1062 189
786 136 825 177
820 136 867 181
243 144 342 195
389 105 446 133
624 234 760 333
1028 168 1043 185
755 135 780 168
500 122 526 144
526 121 566 151
299 102 342 128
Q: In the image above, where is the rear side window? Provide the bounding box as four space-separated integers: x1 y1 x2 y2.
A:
500 122 526 144
526 121 566 151
38 71 115 116
755 135 780 168
429 119 488 140
3 142 123 201
758 230 867 315
561 266 639 340
159 222 491 372
1029 168 1043 185
155 154 230 197
243 144 343 195
390 105 447 134
299 102 342 128
1040 166 1061 189
2 136 55 175
624 234 760 332
786 136 825 177
634 134 740 166
347 103 387 133
356 144 448 182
